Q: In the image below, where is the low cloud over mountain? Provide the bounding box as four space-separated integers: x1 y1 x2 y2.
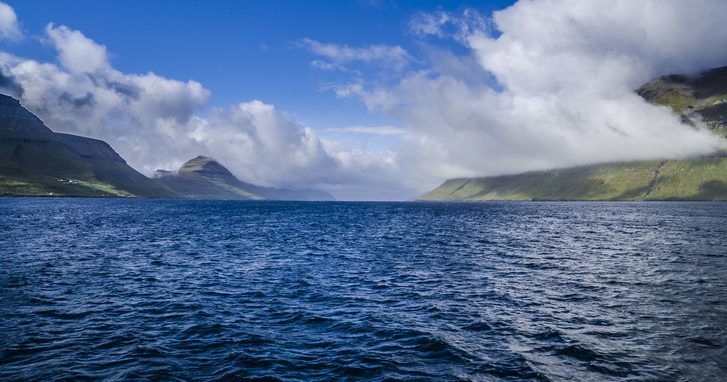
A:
0 12 405 199
1 0 727 199
334 0 727 184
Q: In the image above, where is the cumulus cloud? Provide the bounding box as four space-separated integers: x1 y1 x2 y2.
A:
0 65 23 97
187 104 406 198
0 24 210 165
186 101 335 188
4 1 727 200
299 38 412 71
408 8 488 43
0 1 21 41
0 24 412 199
341 0 727 182
45 24 109 74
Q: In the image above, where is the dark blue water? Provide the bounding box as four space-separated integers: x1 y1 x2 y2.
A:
1 199 726 381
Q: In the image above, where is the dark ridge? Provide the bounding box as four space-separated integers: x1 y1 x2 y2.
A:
0 94 176 197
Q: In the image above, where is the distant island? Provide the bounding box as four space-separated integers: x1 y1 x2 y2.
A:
0 94 333 200
419 66 727 201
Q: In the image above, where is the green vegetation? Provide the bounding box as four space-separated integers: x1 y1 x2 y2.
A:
0 94 333 200
647 157 727 200
0 137 174 198
420 66 727 202
0 94 175 198
419 158 727 201
0 175 132 197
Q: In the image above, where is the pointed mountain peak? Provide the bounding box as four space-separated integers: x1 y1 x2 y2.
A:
178 155 234 178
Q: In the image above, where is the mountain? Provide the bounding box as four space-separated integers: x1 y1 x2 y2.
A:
0 94 334 200
636 65 727 134
419 66 727 201
0 94 174 197
153 156 335 201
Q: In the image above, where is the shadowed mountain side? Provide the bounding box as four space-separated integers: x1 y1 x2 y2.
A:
420 65 727 201
0 94 333 200
154 156 335 201
0 94 175 197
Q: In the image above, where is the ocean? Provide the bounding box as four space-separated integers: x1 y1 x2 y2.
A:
1 199 725 381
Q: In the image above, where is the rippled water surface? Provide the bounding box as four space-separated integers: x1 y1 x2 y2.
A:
1 199 726 381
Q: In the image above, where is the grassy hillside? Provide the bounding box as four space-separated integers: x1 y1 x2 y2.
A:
0 175 133 197
0 95 332 200
0 94 175 197
419 66 727 201
0 135 175 198
419 158 727 201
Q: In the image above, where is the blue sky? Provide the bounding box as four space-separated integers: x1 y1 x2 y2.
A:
1 1 725 200
9 0 512 135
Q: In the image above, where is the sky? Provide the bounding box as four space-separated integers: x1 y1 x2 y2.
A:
1 0 726 200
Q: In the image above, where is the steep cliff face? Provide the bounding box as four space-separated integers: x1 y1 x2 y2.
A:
0 94 175 197
155 156 335 201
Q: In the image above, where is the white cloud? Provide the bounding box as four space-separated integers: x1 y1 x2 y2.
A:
3 1 727 200
0 50 211 173
325 125 412 137
45 24 109 74
310 59 344 71
186 100 337 188
299 38 412 71
0 24 414 200
341 0 727 183
408 8 488 43
0 1 21 41
186 103 408 198
1 24 210 141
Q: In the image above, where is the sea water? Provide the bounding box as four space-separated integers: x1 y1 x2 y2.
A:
1 199 725 381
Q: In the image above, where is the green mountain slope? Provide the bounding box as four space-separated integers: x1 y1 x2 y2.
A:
154 156 335 201
420 158 727 201
419 66 727 201
0 95 334 200
0 95 174 197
